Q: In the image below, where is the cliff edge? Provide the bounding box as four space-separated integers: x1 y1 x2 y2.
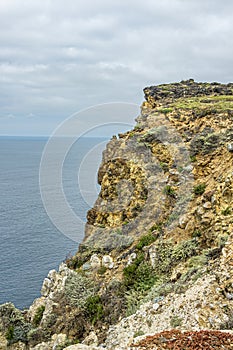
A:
1 79 233 349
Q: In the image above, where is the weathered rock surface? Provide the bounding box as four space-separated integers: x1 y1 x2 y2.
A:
1 80 233 349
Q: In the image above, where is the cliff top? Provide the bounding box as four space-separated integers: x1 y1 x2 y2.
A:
144 79 233 105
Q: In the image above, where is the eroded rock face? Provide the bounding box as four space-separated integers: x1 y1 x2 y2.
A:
1 80 233 350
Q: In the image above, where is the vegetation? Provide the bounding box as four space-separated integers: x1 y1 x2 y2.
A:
5 323 32 345
221 206 232 216
33 305 45 327
187 254 208 269
149 222 163 234
5 325 14 341
192 229 202 238
160 162 169 172
172 239 199 263
85 295 104 324
123 253 145 287
97 266 107 275
136 233 157 250
193 183 206 195
157 108 173 115
122 236 200 316
64 272 94 307
163 185 176 197
169 95 233 112
190 155 197 162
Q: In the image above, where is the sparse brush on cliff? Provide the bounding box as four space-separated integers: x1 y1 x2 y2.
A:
84 295 104 325
64 272 95 307
33 305 45 327
163 185 176 197
136 233 157 250
193 183 206 195
2 80 233 349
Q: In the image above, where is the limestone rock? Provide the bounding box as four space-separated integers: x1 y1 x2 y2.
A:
64 345 100 350
178 215 190 229
0 332 7 350
203 201 212 209
82 331 98 346
90 254 101 269
102 255 114 269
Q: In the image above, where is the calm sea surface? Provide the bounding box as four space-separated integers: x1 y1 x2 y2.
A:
0 136 106 309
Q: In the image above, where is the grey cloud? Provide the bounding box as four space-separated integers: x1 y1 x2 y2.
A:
0 114 15 119
0 0 233 135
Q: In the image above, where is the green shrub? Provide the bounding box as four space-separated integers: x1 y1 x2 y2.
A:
187 254 207 268
221 206 232 216
123 221 129 225
85 295 103 324
64 272 94 307
124 261 158 316
149 223 163 234
163 185 176 197
171 239 199 263
149 239 199 275
123 253 144 287
160 162 169 172
125 288 146 316
97 266 107 275
5 323 32 345
190 155 197 162
136 233 157 250
135 263 157 288
0 303 32 345
123 251 157 292
33 305 45 327
192 230 202 238
5 325 14 341
193 183 206 195
157 108 173 115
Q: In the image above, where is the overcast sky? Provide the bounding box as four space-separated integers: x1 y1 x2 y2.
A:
0 0 233 136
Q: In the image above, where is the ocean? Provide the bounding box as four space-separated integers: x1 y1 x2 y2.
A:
0 136 106 309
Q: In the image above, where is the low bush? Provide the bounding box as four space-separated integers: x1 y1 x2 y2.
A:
221 206 231 216
33 305 45 327
85 295 104 324
5 323 32 345
136 233 157 250
163 185 176 197
64 272 94 307
193 183 206 195
5 325 14 342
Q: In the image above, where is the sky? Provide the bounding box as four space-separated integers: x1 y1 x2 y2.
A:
0 0 233 136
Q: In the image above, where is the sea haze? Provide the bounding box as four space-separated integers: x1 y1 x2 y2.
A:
0 136 105 309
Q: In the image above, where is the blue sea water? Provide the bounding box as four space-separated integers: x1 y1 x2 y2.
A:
0 136 106 309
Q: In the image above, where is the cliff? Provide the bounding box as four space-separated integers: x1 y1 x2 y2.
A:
1 79 233 349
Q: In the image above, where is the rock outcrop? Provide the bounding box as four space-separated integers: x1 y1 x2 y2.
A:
1 80 233 349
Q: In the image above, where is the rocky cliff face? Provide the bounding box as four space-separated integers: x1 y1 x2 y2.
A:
1 80 233 349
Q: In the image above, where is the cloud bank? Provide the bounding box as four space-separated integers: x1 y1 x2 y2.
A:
0 0 233 135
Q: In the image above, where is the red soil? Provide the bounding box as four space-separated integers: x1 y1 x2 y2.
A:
131 329 233 349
